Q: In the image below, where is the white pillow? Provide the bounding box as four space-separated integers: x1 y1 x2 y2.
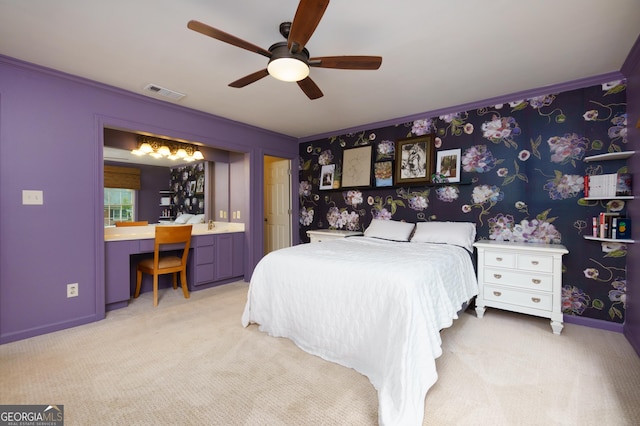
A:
174 213 194 224
187 214 205 224
410 221 476 252
364 219 415 242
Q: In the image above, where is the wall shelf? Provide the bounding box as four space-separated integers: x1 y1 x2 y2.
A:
584 151 635 162
584 196 634 200
583 236 635 243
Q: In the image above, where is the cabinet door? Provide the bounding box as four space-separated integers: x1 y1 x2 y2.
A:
232 233 244 278
214 234 234 280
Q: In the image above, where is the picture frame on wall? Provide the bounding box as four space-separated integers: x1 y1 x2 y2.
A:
341 145 373 187
319 164 336 190
374 161 394 187
436 148 462 183
394 135 435 185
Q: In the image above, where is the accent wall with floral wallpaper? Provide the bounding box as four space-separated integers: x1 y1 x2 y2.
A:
170 162 206 216
299 79 630 325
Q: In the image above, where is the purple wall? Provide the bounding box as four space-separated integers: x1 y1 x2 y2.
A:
622 36 640 355
0 55 298 343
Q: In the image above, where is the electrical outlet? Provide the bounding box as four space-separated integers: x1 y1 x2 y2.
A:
67 283 78 298
236 210 241 219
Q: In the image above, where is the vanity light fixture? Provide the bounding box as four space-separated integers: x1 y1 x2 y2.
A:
132 136 204 162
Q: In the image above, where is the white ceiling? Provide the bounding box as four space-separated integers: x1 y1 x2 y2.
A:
1 0 639 139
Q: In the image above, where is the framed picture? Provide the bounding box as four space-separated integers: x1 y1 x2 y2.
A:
195 175 205 193
319 164 336 190
436 148 462 183
341 145 373 187
394 135 435 185
374 161 393 187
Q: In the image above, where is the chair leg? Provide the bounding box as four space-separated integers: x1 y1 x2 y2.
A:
153 273 159 307
180 269 190 299
134 269 142 298
172 272 178 289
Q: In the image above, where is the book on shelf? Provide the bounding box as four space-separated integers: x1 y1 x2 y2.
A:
584 173 633 198
597 212 620 239
616 173 632 196
616 217 632 239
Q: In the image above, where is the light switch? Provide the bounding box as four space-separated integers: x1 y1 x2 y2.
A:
22 190 44 205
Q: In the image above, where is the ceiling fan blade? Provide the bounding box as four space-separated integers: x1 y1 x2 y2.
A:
309 56 382 70
229 69 270 88
297 77 324 100
188 20 272 58
288 0 330 53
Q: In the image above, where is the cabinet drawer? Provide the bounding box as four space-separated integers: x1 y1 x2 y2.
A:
195 235 215 247
483 251 516 268
517 254 553 273
483 267 553 292
484 284 552 311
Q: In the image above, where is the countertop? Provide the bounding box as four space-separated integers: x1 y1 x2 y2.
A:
104 222 245 241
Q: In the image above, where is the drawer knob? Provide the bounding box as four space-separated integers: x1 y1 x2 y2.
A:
531 260 539 265
532 279 541 284
495 257 503 262
493 274 502 279
493 291 502 297
531 297 541 303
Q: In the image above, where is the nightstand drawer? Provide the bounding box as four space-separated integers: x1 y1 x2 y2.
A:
517 254 553 273
483 251 516 268
484 285 553 311
483 268 553 291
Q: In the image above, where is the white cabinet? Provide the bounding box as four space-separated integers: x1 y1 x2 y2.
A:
306 229 362 243
473 240 568 335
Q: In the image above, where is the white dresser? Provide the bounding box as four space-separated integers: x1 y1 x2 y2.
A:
306 229 363 243
473 240 569 335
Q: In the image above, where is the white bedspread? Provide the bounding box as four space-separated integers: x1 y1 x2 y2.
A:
241 237 478 425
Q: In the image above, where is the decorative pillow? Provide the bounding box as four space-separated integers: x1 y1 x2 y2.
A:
364 219 415 242
410 221 477 252
174 213 194 224
187 214 205 224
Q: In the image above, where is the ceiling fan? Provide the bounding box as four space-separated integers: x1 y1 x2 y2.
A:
187 0 382 100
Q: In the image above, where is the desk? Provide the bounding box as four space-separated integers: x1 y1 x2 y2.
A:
105 232 244 311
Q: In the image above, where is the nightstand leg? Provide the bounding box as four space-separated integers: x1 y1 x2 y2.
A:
550 320 563 335
475 305 486 318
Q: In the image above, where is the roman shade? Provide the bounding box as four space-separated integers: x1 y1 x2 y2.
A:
104 165 141 190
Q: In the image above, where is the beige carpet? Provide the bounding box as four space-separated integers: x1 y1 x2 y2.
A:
1 281 639 426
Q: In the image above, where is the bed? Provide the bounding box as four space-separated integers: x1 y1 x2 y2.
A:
241 220 478 425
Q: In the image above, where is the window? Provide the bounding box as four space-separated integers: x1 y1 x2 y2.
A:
104 188 136 226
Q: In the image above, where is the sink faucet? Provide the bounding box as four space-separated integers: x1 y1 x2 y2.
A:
208 220 215 231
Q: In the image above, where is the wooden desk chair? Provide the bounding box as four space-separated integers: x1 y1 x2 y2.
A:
115 221 148 227
134 225 192 306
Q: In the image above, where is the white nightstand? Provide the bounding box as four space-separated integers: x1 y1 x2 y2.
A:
306 229 363 243
473 240 569 335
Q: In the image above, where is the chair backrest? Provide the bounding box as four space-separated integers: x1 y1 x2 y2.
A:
154 225 193 267
115 221 149 227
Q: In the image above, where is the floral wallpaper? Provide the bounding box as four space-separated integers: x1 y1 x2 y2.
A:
299 79 629 324
170 162 206 216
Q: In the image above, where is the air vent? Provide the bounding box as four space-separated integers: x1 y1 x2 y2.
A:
143 84 186 101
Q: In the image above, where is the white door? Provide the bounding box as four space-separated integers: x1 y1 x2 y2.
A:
264 156 292 254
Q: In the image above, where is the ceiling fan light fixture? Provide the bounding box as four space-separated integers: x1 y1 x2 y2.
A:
268 57 309 82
